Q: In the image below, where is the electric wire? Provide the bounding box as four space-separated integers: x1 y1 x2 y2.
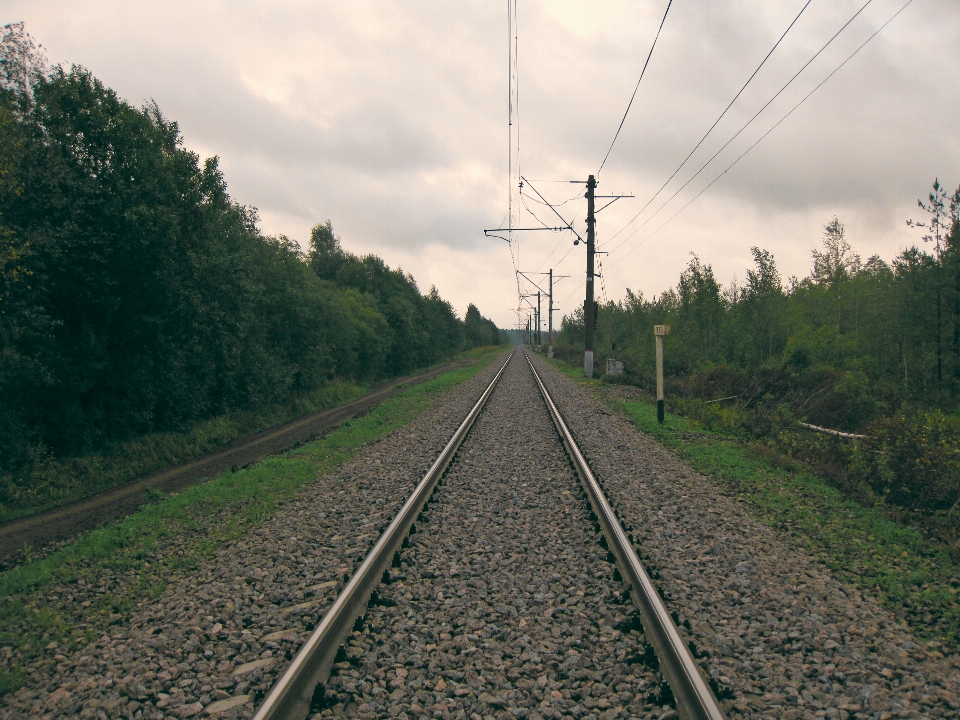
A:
521 188 584 207
604 0 876 259
609 0 917 269
597 0 674 176
520 194 558 230
560 273 586 307
602 0 813 248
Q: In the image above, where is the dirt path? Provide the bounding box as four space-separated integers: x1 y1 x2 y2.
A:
0 357 479 567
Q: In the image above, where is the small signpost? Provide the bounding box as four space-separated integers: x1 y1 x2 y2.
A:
653 324 670 424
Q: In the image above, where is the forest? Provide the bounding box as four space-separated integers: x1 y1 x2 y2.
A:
556 193 960 523
0 26 503 498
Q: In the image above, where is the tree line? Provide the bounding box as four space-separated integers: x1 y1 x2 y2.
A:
554 188 960 515
0 24 503 474
559 194 960 429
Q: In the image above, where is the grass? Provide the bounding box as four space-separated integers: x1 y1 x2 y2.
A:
0 348 503 696
1 347 505 524
0 380 364 523
547 355 960 654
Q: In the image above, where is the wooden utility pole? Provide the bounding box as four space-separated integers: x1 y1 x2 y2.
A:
654 324 670 423
584 175 597 378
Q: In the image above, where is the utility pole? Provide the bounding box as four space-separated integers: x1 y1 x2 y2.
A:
548 269 554 358
518 269 567 358
584 175 597 378
536 291 541 347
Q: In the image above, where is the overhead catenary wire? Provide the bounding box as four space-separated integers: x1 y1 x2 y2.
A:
506 0 525 315
602 0 813 248
521 188 584 207
531 188 590 273
604 0 877 259
609 0 917 269
597 0 674 176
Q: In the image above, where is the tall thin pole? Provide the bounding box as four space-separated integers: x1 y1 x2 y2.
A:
507 0 513 262
536 291 541 346
584 175 597 378
548 269 554 358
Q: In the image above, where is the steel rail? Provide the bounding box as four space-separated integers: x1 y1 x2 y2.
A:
523 351 726 720
253 349 516 720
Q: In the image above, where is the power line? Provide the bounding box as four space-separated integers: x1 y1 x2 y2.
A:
521 188 584 207
610 0 917 269
605 0 877 258
596 0 673 176
560 273 586 306
520 194 557 229
603 0 812 248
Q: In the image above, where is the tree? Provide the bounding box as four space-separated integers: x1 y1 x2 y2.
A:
308 220 346 281
907 179 950 387
676 254 724 359
742 247 785 363
0 23 46 105
812 217 860 288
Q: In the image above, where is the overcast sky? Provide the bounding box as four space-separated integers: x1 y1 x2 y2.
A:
8 0 960 328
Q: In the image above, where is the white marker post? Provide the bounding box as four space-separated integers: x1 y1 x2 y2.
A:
654 324 670 424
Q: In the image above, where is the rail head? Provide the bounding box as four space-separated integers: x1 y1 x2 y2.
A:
522 350 726 720
252 349 515 720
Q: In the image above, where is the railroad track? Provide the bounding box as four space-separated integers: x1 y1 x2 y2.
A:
254 348 724 720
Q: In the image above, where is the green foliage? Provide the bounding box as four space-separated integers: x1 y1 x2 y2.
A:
774 411 960 515
0 380 361 522
0 35 505 504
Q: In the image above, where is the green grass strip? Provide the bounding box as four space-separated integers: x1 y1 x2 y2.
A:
547 357 960 653
0 349 503 696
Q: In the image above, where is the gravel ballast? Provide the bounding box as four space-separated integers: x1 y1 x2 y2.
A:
528 353 960 719
313 351 664 720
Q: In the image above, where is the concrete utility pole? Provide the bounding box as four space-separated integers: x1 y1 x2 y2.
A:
536 292 541 347
584 175 597 378
519 269 566 358
548 269 554 358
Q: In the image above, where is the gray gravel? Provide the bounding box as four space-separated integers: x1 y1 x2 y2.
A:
528 352 960 719
312 350 664 720
1 355 509 720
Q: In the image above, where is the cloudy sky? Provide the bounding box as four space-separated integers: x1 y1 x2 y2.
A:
8 0 960 328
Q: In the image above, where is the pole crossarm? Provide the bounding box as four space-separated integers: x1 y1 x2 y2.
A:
518 270 569 295
484 228 566 244
594 195 635 214
520 176 584 243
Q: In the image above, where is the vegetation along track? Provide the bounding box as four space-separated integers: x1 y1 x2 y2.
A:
0 356 478 568
5 350 960 719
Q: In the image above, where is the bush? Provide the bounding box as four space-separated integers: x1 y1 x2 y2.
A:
854 411 960 511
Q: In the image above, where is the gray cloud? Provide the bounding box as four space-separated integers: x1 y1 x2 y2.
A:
7 0 960 327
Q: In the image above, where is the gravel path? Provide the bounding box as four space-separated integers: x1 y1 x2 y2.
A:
314 351 664 720
528 353 960 719
1 355 508 720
